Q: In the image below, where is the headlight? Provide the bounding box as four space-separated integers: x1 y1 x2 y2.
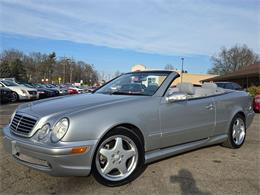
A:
21 89 27 94
38 124 50 140
51 118 69 142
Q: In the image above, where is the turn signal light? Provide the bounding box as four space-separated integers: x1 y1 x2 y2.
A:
71 146 89 154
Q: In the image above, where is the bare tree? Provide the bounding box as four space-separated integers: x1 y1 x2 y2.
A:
113 70 121 77
0 49 99 84
0 49 24 62
208 44 258 75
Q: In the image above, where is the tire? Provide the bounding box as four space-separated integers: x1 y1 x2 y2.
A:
222 114 246 149
11 92 19 102
92 127 146 187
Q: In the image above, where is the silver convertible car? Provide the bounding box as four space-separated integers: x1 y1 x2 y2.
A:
3 70 254 186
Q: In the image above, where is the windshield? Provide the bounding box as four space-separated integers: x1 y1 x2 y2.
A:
22 84 34 88
95 72 169 96
37 84 47 88
1 80 19 86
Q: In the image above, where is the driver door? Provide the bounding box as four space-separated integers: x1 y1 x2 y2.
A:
159 95 215 148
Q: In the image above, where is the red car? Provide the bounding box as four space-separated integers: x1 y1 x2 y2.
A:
253 92 260 112
67 88 78 94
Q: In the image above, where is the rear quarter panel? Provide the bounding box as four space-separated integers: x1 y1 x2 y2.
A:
213 91 253 135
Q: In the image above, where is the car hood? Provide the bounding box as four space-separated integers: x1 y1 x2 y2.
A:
17 93 141 117
7 86 36 91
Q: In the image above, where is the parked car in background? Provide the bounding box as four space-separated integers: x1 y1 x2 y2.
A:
67 87 79 94
2 71 254 186
36 84 60 96
87 86 98 93
64 84 84 94
23 84 56 99
253 92 260 113
0 87 13 104
44 84 68 95
0 80 38 101
215 82 243 90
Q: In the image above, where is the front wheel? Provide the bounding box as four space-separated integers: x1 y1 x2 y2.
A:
222 114 246 149
10 92 19 102
92 127 146 186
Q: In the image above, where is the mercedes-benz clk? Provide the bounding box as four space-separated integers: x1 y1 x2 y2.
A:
3 70 254 186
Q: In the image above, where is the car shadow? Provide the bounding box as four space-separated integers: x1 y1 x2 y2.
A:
170 169 212 195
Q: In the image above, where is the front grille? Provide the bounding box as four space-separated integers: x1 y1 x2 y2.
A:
28 91 37 95
10 114 37 136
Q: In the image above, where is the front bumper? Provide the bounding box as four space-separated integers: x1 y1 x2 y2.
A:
19 94 38 100
2 126 98 176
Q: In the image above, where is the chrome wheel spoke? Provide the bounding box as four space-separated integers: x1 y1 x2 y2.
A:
113 137 124 151
235 131 240 141
117 161 128 174
239 130 245 142
100 148 112 159
124 148 135 160
232 128 236 138
102 161 114 174
235 119 240 127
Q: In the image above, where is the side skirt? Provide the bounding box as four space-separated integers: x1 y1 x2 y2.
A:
145 134 227 164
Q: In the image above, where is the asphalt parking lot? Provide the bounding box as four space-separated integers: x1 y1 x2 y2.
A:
0 102 259 195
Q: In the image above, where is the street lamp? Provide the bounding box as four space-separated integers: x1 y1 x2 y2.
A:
181 58 184 83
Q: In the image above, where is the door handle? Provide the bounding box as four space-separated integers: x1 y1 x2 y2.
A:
205 103 214 110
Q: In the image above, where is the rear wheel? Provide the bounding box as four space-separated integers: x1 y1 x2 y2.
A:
92 127 146 186
222 114 246 149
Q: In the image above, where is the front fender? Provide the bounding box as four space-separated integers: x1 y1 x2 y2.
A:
62 97 161 151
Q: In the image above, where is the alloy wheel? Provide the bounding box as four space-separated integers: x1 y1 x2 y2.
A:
232 118 245 145
95 135 138 181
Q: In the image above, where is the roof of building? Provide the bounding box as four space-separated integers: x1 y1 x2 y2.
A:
202 62 260 82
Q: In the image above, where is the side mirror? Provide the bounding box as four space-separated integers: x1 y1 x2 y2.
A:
166 92 187 103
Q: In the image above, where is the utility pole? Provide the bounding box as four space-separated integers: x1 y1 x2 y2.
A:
181 57 184 83
70 63 73 83
63 59 66 84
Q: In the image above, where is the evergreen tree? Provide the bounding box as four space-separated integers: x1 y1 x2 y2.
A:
10 59 27 81
0 61 11 78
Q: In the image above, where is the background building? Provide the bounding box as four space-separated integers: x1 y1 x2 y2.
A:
202 62 260 88
131 64 146 72
131 64 218 86
173 71 218 86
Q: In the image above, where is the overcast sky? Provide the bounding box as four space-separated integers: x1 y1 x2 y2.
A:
0 0 259 73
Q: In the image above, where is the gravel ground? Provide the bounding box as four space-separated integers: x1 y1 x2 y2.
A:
0 102 259 195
